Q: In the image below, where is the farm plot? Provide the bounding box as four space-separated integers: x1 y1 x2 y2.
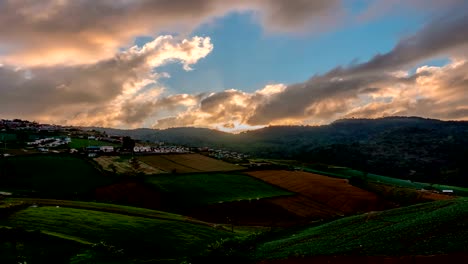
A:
0 155 113 198
94 156 163 175
146 173 293 210
247 170 388 219
138 154 244 173
0 206 234 263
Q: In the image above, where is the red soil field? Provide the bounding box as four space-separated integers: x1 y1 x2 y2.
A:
95 180 161 209
247 170 390 219
138 154 244 173
187 199 304 226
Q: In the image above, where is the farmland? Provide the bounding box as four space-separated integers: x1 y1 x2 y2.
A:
0 204 235 263
138 153 244 173
254 198 468 261
247 170 389 219
302 165 468 196
145 173 293 210
94 155 163 175
0 155 113 198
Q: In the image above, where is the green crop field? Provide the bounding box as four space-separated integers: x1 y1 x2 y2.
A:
3 198 188 222
254 198 468 260
0 206 234 263
0 155 113 198
146 173 293 209
68 138 119 149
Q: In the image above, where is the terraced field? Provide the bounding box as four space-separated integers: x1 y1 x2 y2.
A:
138 154 244 173
247 170 389 219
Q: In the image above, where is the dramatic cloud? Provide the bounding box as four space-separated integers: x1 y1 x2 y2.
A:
0 0 341 66
1 1 467 131
150 6 468 130
245 6 468 125
0 35 213 127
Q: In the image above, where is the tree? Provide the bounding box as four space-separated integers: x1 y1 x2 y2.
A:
122 136 135 151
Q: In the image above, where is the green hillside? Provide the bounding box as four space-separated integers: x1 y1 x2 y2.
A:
0 204 234 263
0 155 113 198
254 198 468 260
68 138 119 149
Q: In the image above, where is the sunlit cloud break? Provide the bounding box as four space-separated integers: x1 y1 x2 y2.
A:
0 0 467 131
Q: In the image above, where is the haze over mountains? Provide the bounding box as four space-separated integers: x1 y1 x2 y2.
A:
91 116 468 186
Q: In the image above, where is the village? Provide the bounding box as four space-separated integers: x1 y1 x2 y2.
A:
0 118 249 162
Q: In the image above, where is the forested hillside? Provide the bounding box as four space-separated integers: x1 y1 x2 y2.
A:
93 117 468 186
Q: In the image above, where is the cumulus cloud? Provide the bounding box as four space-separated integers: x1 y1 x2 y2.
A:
0 0 341 66
150 6 468 130
244 6 468 125
1 1 468 131
0 35 213 127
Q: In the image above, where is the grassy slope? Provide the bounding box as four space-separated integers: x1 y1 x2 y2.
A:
4 198 185 222
146 173 293 209
255 198 468 260
0 155 113 198
1 206 234 262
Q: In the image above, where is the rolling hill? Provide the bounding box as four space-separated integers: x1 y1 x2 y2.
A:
254 198 468 262
92 117 468 186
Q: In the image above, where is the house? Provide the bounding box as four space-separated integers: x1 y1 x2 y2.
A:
442 190 454 195
86 146 101 152
100 146 114 153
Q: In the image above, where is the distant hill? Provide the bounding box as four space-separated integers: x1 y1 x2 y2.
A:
90 117 468 186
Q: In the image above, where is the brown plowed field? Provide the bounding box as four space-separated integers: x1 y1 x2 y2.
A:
247 170 389 219
138 154 244 173
267 194 341 218
188 199 303 226
95 181 161 209
94 156 163 174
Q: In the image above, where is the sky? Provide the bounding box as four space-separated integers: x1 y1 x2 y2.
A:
1 0 468 132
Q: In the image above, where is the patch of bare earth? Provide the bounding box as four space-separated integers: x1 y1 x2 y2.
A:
137 154 244 173
247 170 390 220
95 181 161 209
187 199 303 227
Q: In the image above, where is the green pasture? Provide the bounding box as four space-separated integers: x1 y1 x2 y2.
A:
68 138 119 149
0 155 112 198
